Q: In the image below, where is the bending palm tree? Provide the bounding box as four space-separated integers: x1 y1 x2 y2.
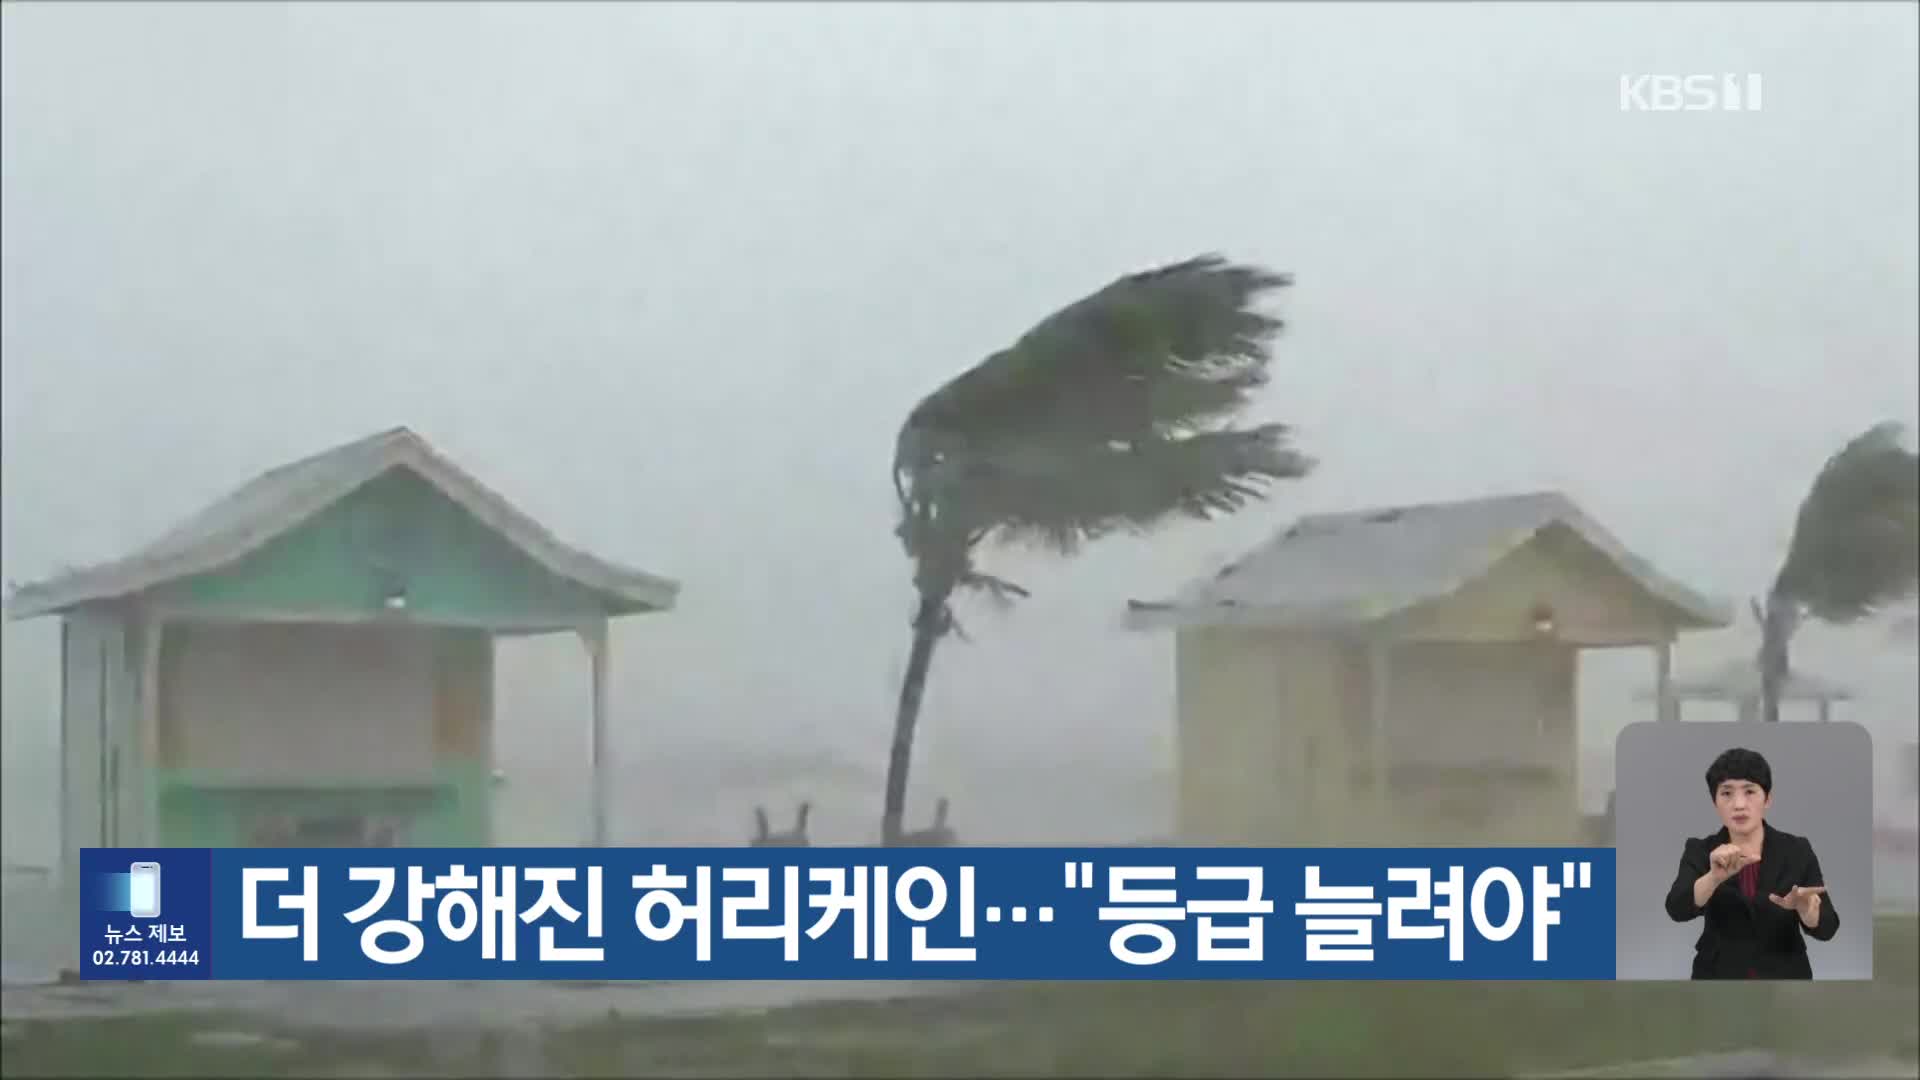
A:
1757 421 1919 723
883 254 1315 843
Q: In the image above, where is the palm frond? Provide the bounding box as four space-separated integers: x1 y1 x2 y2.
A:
965 424 1315 555
1774 420 1920 624
956 569 1030 606
894 254 1293 495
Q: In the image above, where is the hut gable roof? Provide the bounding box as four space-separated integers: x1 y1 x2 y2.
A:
5 426 679 620
1124 490 1730 632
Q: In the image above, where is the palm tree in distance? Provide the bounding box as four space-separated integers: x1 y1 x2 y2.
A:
883 254 1315 844
1756 421 1919 723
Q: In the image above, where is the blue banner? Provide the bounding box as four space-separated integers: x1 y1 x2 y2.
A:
78 847 1616 981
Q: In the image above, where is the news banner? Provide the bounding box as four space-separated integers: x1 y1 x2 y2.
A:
78 847 1617 981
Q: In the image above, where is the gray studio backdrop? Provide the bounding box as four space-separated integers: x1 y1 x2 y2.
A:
1613 720 1875 981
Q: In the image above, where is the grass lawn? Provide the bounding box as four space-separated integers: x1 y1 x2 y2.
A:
5 917 1916 1078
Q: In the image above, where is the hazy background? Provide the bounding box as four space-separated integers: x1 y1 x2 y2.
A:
4 3 1917 867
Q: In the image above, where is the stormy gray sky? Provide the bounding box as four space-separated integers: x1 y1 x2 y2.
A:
3 3 1916 844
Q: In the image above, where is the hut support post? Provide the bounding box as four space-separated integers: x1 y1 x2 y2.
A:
1367 638 1391 838
137 612 165 847
1654 638 1676 723
580 622 611 847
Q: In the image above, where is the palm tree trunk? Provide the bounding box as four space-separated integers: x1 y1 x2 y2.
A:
1759 592 1793 724
882 589 946 845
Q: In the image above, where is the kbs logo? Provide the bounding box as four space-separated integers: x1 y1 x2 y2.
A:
1620 74 1763 112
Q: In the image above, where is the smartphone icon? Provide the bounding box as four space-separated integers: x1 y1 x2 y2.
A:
128 861 161 919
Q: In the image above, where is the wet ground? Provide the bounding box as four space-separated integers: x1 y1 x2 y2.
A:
1531 1050 1920 1078
7 969 1916 1080
0 974 972 1031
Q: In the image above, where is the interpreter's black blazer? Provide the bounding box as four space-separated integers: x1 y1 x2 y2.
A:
1663 821 1839 980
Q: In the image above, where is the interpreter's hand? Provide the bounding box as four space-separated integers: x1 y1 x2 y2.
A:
1769 885 1825 927
1709 843 1757 878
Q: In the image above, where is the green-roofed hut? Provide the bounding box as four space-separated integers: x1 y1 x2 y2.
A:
5 427 679 872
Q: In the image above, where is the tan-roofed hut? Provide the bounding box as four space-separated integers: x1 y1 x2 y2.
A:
1125 491 1731 846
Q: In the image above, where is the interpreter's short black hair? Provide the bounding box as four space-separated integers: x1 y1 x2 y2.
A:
1706 747 1773 797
